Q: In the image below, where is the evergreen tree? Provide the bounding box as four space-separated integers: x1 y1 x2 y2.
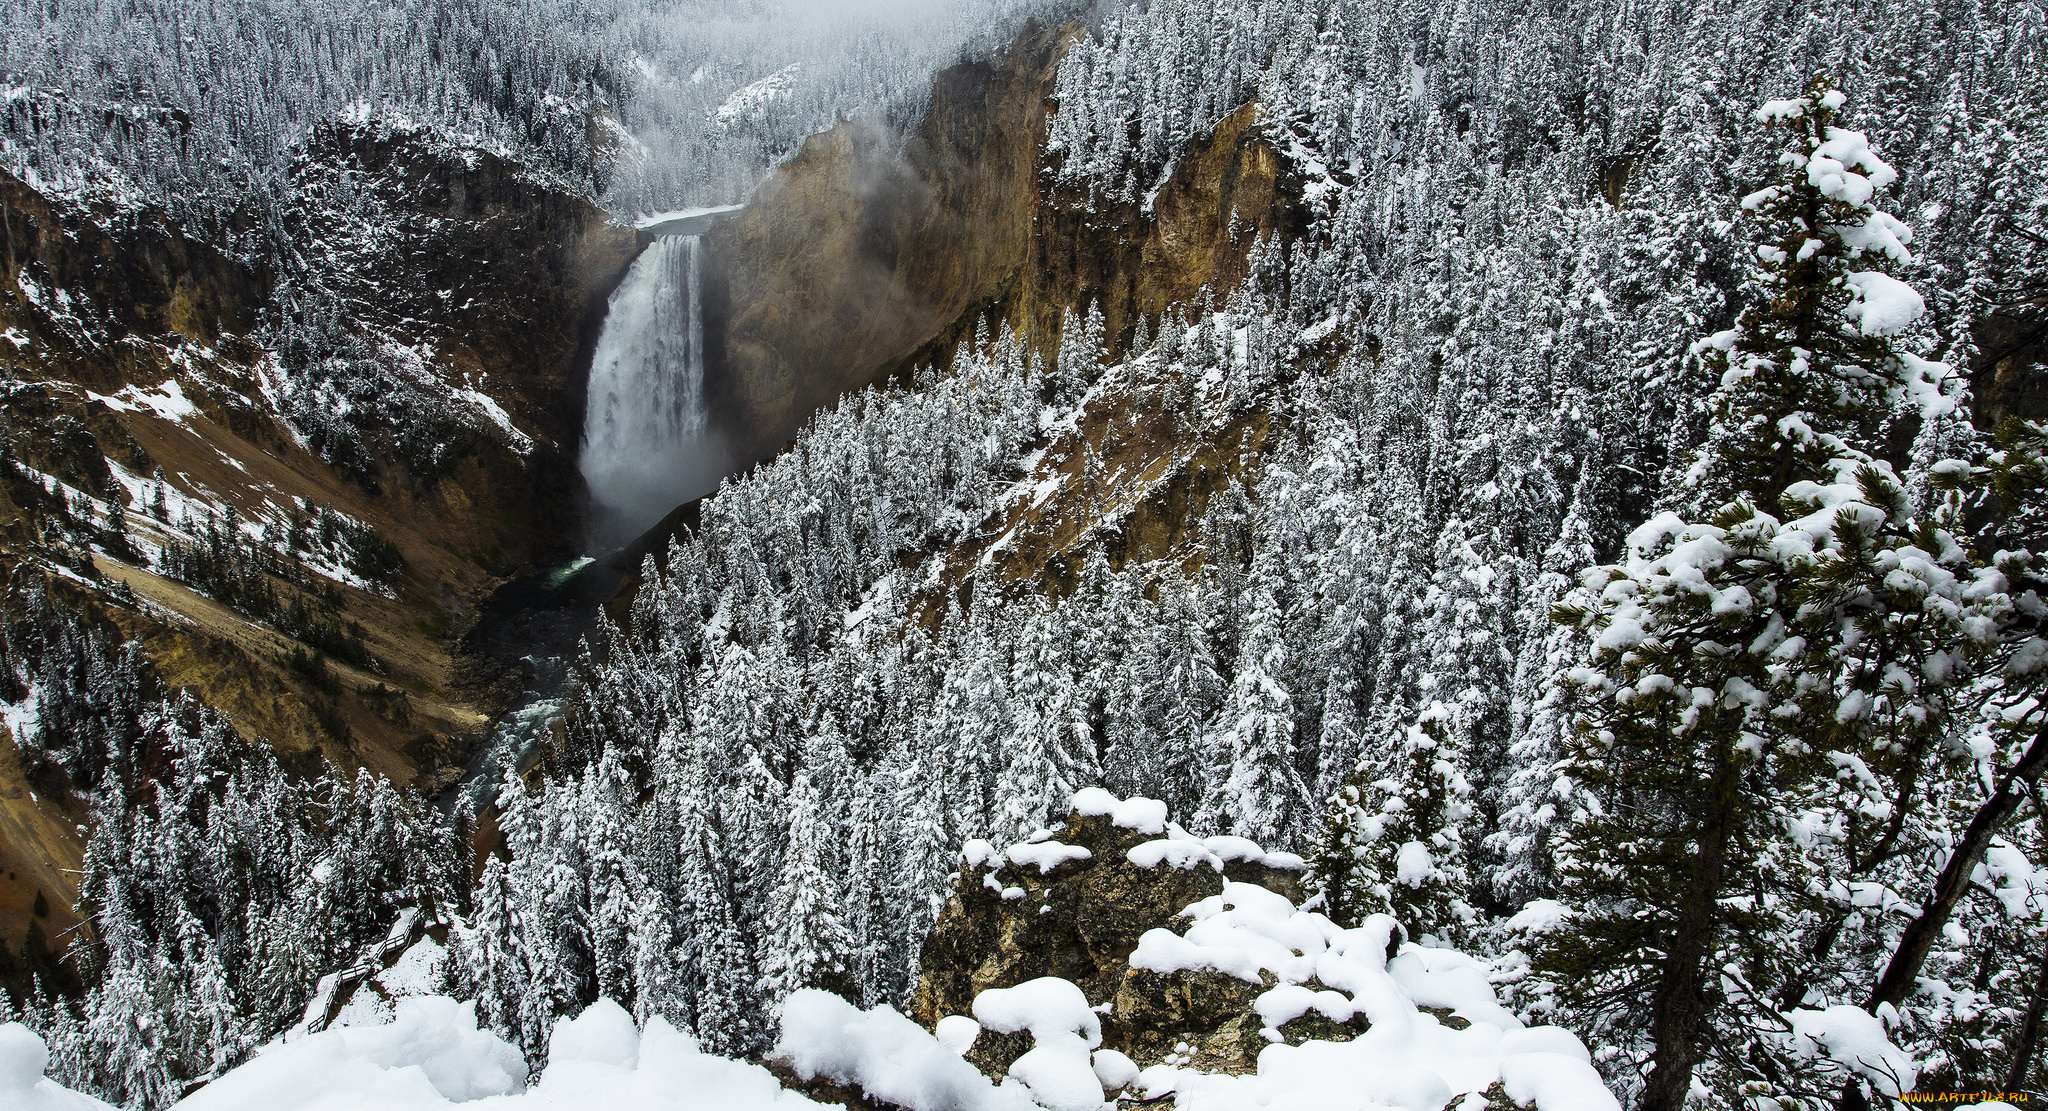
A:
685 815 763 1056
627 886 686 1030
1205 566 1308 847
1683 81 1939 511
101 475 133 560
1538 82 1975 1111
464 854 541 1058
1151 587 1224 821
996 603 1092 839
760 772 855 1002
1314 702 1474 942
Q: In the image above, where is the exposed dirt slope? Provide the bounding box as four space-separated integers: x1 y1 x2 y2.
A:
0 726 87 981
922 350 1277 617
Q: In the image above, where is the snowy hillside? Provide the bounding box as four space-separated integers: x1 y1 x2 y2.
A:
5 793 1626 1111
0 0 1049 239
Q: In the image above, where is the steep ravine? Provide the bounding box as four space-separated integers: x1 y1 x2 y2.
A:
0 13 1304 990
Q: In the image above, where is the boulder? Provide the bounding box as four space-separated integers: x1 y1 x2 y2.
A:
908 794 1309 1079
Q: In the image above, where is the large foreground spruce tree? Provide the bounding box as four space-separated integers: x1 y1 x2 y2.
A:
1537 82 1986 1110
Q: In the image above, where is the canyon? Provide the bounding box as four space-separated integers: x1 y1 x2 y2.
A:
0 16 1306 986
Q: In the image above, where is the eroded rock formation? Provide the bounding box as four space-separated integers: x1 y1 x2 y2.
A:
0 170 266 357
908 802 1319 1081
284 119 641 573
699 21 1307 468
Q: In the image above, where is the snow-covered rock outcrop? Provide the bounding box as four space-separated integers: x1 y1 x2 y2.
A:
885 790 1619 1111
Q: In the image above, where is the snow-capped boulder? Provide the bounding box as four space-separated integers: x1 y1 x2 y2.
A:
912 790 1350 1078
862 791 1618 1111
909 790 1306 1078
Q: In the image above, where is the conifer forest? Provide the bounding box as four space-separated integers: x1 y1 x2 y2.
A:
0 1 2045 1110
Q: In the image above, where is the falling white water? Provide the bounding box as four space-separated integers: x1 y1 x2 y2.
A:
581 234 729 545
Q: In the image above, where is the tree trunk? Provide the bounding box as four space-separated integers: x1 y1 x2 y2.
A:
1777 909 1852 1012
2005 905 2048 1092
1640 746 1743 1111
1867 724 2048 1012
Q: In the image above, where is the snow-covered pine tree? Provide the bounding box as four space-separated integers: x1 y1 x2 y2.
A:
73 859 173 1107
760 771 854 998
821 746 877 1002
929 616 1004 841
1488 495 1602 911
462 854 537 1053
1313 702 1474 943
581 750 646 1010
1841 411 2048 1100
1680 81 1941 513
685 815 765 1056
1538 81 1979 1111
1052 304 1103 410
491 767 590 1065
625 886 686 1031
1148 584 1224 820
996 601 1093 839
1204 556 1309 848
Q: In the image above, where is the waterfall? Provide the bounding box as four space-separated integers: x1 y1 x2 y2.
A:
580 234 728 545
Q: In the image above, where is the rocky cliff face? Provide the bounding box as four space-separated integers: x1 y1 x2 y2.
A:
1010 98 1307 363
0 170 267 358
1971 297 2048 430
698 21 1306 468
700 21 1070 459
0 122 639 971
284 119 640 573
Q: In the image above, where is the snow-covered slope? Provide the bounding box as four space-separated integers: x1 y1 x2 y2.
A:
4 999 824 1111
4 793 1623 1111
